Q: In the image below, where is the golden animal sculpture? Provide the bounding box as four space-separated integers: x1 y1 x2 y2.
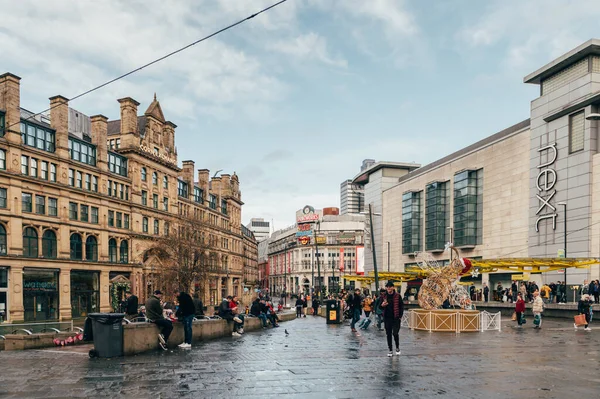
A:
417 247 472 310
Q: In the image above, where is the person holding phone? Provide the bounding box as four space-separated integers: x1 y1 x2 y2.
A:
381 281 404 357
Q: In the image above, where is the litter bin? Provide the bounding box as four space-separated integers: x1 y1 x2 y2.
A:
325 300 341 324
87 313 125 358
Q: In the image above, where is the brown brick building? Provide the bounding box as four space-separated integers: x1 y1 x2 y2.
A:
0 72 257 323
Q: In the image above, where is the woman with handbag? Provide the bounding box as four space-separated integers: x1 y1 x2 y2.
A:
515 292 525 328
575 294 592 331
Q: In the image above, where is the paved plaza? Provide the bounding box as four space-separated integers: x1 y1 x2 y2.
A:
1 315 599 398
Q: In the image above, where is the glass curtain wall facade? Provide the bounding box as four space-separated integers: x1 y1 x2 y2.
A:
453 169 483 247
425 182 449 251
402 191 422 254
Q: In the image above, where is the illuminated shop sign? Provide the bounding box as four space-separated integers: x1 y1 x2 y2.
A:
296 230 312 237
535 142 558 232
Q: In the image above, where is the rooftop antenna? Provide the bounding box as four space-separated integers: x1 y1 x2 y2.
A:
212 169 223 179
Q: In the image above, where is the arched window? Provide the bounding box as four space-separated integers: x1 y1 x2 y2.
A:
23 227 38 258
0 224 6 255
163 175 168 189
70 233 82 260
42 230 57 259
142 217 148 233
120 240 128 263
85 236 98 261
152 172 158 185
141 167 147 182
108 238 117 262
154 219 159 235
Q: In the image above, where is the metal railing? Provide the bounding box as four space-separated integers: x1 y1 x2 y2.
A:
0 320 75 338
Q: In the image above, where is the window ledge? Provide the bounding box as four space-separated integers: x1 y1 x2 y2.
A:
456 245 476 250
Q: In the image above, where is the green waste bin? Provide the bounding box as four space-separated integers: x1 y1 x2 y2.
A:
325 300 341 324
88 313 125 358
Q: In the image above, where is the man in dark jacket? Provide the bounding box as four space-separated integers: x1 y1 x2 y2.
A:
145 290 172 350
251 298 267 327
348 288 363 332
219 296 244 335
381 281 404 357
295 296 304 318
192 293 204 318
176 290 195 348
124 291 138 320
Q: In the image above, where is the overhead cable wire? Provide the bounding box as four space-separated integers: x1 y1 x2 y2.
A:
6 0 289 130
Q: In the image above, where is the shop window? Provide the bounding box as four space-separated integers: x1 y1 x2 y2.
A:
23 269 59 321
120 240 129 263
70 233 83 260
0 224 6 254
42 230 57 259
108 238 117 262
141 167 147 181
85 236 98 261
70 271 99 318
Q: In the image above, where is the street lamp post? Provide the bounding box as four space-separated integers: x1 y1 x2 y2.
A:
387 241 390 272
315 221 322 301
447 227 454 261
367 204 380 290
557 202 567 303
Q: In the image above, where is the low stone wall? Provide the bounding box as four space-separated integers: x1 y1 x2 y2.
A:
124 311 296 355
4 332 83 351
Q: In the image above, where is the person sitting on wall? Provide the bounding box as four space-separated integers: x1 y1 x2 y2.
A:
192 293 204 318
124 291 138 320
145 290 173 351
251 298 268 328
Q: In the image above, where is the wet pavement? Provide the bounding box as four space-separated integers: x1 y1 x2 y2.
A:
1 315 599 398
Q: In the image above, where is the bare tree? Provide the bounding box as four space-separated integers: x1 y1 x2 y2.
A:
146 217 213 295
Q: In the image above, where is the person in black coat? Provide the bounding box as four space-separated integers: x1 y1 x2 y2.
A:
175 290 196 348
124 291 138 319
192 293 204 317
295 296 304 318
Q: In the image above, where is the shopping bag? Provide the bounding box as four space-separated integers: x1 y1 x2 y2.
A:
511 312 517 321
520 314 526 324
533 314 541 326
574 314 587 326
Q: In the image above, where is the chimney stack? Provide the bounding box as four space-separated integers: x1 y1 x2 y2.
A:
117 97 139 135
0 73 21 145
182 160 194 196
90 115 108 171
49 95 69 159
197 169 210 199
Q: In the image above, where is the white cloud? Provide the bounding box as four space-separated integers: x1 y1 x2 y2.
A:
269 32 348 68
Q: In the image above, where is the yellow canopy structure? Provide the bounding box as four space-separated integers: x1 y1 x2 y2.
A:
342 258 599 284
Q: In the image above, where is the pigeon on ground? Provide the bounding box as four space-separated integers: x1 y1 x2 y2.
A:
285 329 289 335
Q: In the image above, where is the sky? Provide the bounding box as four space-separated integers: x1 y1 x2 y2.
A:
2 0 600 231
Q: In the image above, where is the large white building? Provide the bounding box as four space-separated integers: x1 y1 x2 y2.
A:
266 206 366 296
381 39 600 301
246 218 270 242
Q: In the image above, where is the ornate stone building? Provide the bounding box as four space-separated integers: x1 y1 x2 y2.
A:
0 72 256 323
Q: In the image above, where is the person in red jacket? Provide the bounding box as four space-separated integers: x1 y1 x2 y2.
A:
515 292 526 328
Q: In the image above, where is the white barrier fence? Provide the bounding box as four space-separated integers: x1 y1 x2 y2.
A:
400 310 502 333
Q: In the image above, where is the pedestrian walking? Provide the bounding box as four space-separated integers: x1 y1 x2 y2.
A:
312 298 320 316
124 291 138 320
575 294 593 331
295 296 303 318
302 295 308 317
483 283 489 302
349 288 363 333
145 290 173 350
592 280 600 304
515 292 525 328
381 281 404 357
175 289 195 348
532 290 544 329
